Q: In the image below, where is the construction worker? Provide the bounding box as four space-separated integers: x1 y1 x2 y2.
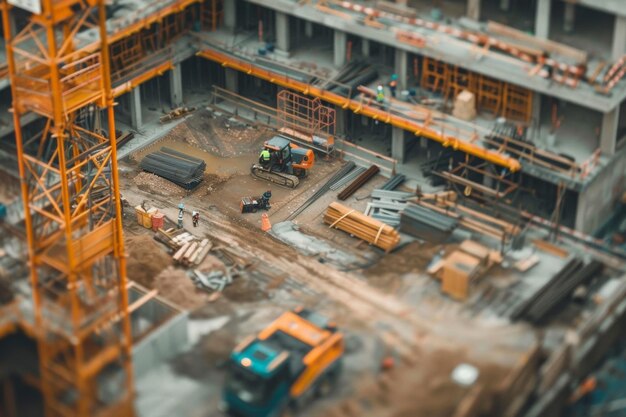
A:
177 210 184 229
192 210 199 227
376 85 385 105
260 190 272 209
388 73 398 98
259 148 271 168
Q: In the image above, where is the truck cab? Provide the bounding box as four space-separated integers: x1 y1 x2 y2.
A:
222 308 343 417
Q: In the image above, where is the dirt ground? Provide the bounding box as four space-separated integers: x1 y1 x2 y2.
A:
120 111 537 417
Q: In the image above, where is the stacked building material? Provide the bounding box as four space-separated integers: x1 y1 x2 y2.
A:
512 259 604 323
452 90 477 121
338 165 380 200
330 166 366 191
399 203 458 242
324 202 400 251
379 174 406 191
364 189 414 226
140 147 206 189
191 269 233 292
287 162 355 220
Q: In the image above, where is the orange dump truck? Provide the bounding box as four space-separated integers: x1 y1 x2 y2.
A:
221 308 344 417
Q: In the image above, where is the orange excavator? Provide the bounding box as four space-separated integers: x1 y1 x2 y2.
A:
251 136 315 188
221 308 344 417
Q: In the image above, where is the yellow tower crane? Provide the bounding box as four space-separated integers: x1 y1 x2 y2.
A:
1 0 134 416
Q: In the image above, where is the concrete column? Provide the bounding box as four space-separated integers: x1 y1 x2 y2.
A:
362 39 370 57
392 127 407 163
130 87 142 130
535 0 551 39
600 107 619 156
305 21 313 38
612 15 626 60
467 0 481 21
499 0 510 12
276 11 290 54
334 30 347 68
169 64 183 108
225 68 239 93
394 48 408 90
336 108 346 135
532 93 542 126
223 0 236 31
563 2 575 33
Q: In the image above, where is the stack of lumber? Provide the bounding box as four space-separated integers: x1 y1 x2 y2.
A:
154 228 213 267
173 238 212 267
155 229 195 250
324 202 400 252
140 147 206 189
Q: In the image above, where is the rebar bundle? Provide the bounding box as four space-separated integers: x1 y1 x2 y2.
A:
140 147 206 189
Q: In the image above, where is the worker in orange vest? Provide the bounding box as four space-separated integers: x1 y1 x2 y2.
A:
388 73 398 98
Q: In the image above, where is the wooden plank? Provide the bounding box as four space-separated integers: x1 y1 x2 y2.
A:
376 0 417 18
173 242 190 262
486 21 588 63
325 202 400 251
532 239 569 258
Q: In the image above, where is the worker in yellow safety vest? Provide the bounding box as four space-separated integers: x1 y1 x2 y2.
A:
259 149 271 167
376 85 385 104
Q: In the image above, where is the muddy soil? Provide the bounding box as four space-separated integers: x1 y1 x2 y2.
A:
363 241 441 291
125 235 171 288
153 266 209 310
323 349 507 417
119 108 536 417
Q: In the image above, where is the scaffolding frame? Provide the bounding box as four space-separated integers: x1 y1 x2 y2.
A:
421 57 533 123
277 89 336 143
1 1 133 416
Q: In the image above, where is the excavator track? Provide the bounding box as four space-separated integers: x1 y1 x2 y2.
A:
251 164 300 189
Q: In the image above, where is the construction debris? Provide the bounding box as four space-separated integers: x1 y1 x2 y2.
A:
160 106 197 123
324 202 400 252
140 147 206 190
191 269 233 292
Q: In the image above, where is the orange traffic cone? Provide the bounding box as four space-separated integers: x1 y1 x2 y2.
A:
261 213 272 232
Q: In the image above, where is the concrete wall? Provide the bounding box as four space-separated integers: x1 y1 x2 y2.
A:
575 146 626 233
130 288 189 379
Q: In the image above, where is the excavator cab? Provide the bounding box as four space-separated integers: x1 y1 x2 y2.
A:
222 308 343 417
251 136 315 189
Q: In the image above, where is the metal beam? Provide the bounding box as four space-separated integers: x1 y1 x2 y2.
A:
198 49 521 171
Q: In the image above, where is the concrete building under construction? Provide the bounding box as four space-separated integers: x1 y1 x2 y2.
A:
0 0 625 417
